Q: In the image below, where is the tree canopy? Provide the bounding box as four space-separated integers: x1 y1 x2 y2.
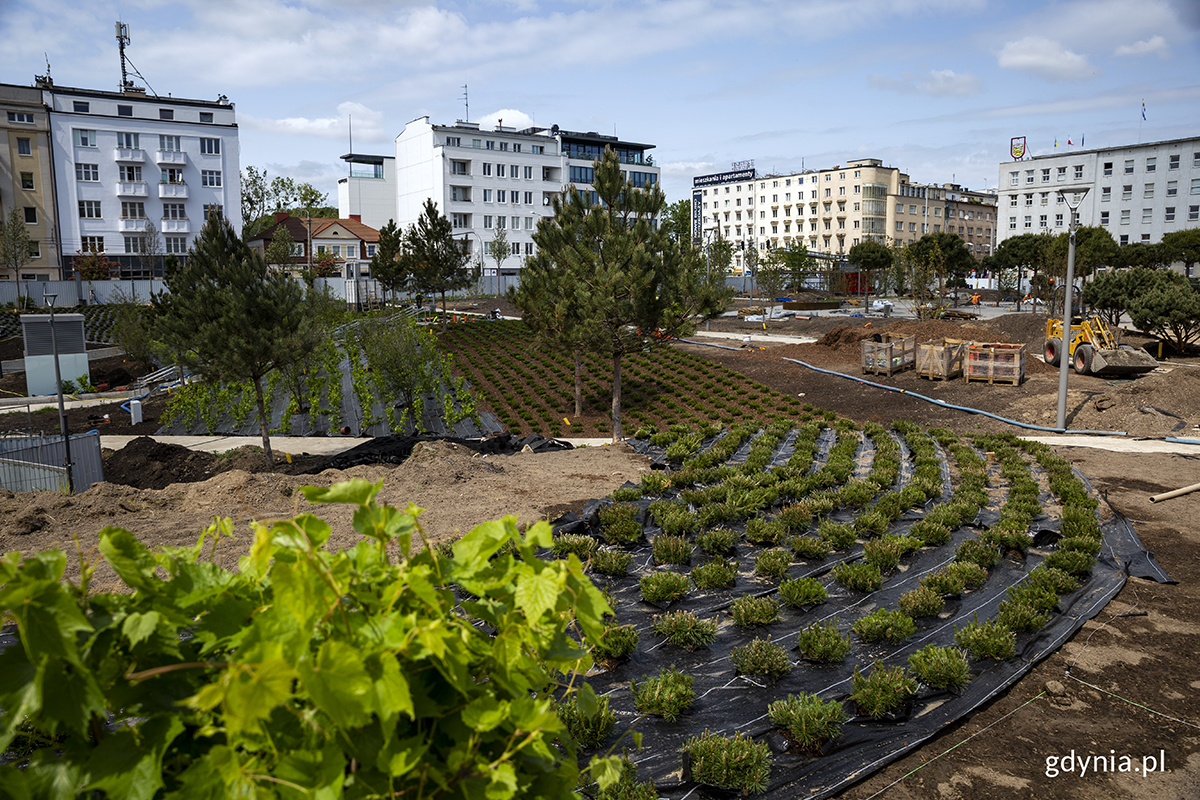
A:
403 199 479 329
1161 228 1200 278
240 166 331 240
370 219 406 296
515 148 731 440
848 239 892 300
1127 269 1200 352
153 213 321 467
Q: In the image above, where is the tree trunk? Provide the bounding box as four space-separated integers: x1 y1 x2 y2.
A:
252 376 274 471
440 290 448 331
610 351 622 443
574 349 583 418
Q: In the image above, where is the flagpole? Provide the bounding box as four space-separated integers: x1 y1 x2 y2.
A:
1139 99 1144 144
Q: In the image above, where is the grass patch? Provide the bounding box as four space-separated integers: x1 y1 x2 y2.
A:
682 731 772 795
731 637 792 677
652 610 718 650
632 666 695 721
908 645 972 691
768 693 846 754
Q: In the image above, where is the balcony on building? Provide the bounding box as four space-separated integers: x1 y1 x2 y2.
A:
159 181 188 199
157 150 187 166
119 217 148 232
116 181 148 197
114 147 145 163
161 218 190 234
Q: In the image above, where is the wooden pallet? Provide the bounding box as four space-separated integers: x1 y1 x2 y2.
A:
917 338 969 380
964 342 1026 385
861 334 916 377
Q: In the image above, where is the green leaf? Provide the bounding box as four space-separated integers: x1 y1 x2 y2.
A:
575 682 598 719
223 658 297 738
590 755 625 793
462 694 509 732
485 762 518 799
7 581 91 667
515 564 562 622
40 659 107 738
302 478 383 507
121 610 161 648
272 743 346 800
299 640 375 730
374 654 414 727
451 519 513 569
83 716 184 800
98 527 162 594
271 513 333 550
270 560 337 630
378 733 430 778
522 519 553 550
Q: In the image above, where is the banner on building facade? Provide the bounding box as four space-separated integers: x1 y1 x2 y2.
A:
693 168 756 188
692 189 703 241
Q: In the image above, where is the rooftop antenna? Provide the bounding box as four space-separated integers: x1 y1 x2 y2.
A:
114 21 151 94
461 84 469 121
348 113 353 156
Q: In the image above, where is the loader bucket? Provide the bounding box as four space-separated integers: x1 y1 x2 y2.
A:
1089 348 1159 377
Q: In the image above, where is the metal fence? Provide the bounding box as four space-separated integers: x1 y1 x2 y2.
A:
0 431 105 494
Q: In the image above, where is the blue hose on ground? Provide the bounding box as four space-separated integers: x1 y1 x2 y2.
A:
780 357 1129 436
121 391 151 414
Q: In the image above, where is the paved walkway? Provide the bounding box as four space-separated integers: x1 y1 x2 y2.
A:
1019 435 1200 454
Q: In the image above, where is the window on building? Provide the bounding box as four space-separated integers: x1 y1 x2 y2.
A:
7 111 35 123
1120 234 1129 245
483 215 493 229
909 222 917 231
509 242 520 256
366 244 376 258
121 202 146 219
510 164 518 177
162 167 184 184
165 236 187 254
20 172 34 190
1144 183 1155 198
72 100 89 113
497 164 506 178
1010 171 1019 186
1074 165 1084 180
1165 207 1175 223
73 163 98 182
496 216 505 229
1042 168 1051 181
119 165 142 182
200 112 214 123
1100 211 1109 225
23 207 36 224
1125 160 1134 174
1025 194 1033 206
81 236 104 252
1009 196 1017 207
1057 166 1066 181
524 191 533 204
200 138 220 155
445 136 460 147
1146 157 1156 172
1142 208 1152 223
482 163 491 176
201 170 222 187
117 104 132 117
1123 185 1133 200
1103 162 1113 176
1167 180 1178 196
79 200 102 218
1039 215 1047 228
1190 205 1200 222
1009 216 1017 229
1026 170 1035 184
499 142 508 151
116 132 139 149
451 160 468 175
203 204 223 220
74 129 97 147
17 137 31 155
124 236 145 254
1024 215 1032 228
159 135 181 151
524 166 532 179
1101 186 1110 201
1191 178 1200 195
162 203 186 220
159 108 174 120
1120 209 1130 224
497 190 506 203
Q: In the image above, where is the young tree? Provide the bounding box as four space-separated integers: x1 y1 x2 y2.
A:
1082 267 1159 325
0 207 32 280
263 222 297 270
755 251 788 329
661 198 694 249
74 245 118 281
134 219 165 279
707 238 734 278
848 239 892 307
992 233 1053 311
1161 228 1200 278
1046 226 1118 305
153 213 321 468
489 224 509 277
404 199 479 330
354 315 448 432
909 232 973 305
773 241 817 294
370 219 406 298
517 148 730 441
1128 270 1200 352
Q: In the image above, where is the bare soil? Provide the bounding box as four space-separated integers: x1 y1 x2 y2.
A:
2 309 1199 798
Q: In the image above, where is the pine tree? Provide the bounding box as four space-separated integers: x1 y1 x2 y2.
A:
370 219 406 298
404 199 478 329
517 148 731 440
153 213 320 468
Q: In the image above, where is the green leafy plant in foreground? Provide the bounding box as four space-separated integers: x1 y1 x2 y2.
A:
0 478 630 799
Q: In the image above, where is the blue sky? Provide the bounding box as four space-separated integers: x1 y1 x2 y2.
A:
3 0 1198 208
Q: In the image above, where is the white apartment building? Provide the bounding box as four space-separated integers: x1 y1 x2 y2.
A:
693 159 996 272
38 79 240 278
996 136 1200 253
343 117 659 276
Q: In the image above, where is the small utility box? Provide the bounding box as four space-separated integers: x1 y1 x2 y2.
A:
21 314 89 396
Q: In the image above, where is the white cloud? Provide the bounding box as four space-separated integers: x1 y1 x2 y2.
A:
869 69 981 96
1114 35 1171 58
242 102 387 142
476 109 536 131
997 36 1096 81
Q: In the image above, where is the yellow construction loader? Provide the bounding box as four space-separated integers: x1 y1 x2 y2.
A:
1044 316 1159 377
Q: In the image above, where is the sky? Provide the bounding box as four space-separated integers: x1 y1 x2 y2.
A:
2 0 1199 208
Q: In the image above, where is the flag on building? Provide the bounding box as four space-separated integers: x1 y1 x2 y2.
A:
1054 138 1058 147
1081 134 1085 147
1068 139 1073 145
1142 101 1147 120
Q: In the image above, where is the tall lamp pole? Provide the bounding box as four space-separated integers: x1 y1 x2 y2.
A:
44 291 74 494
1055 188 1089 431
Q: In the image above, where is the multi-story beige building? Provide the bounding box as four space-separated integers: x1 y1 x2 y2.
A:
1 83 61 280
692 158 996 271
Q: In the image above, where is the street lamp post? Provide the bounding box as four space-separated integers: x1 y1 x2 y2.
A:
1055 188 1089 431
44 291 74 494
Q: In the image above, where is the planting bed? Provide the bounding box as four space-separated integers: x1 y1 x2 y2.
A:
542 420 1168 798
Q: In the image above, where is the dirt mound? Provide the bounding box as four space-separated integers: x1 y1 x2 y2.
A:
1070 367 1200 437
974 313 1053 349
103 437 219 489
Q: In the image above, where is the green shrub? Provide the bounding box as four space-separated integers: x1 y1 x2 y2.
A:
955 616 1016 660
908 645 972 691
591 548 632 576
862 537 903 572
611 486 642 502
730 595 780 627
695 527 739 556
768 692 847 753
1026 565 1079 595
955 538 1000 568
832 561 883 592
852 609 916 643
652 535 692 566
754 547 791 581
1043 549 1096 576
897 585 944 618
779 577 827 608
795 619 852 662
1058 535 1102 557
853 509 890 537
593 757 658 800
921 568 965 597
640 471 669 497
652 610 718 650
850 662 918 718
552 533 598 559
558 686 616 748
731 637 792 677
997 594 1051 632
790 534 834 559
639 571 690 604
592 623 639 663
942 561 989 589
691 558 738 590
632 666 695 721
777 503 814 533
909 518 953 546
745 517 786 545
683 731 772 795
817 519 857 550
